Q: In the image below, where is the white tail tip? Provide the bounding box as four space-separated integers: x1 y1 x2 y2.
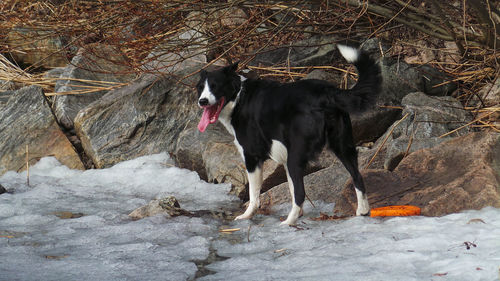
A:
337 44 359 63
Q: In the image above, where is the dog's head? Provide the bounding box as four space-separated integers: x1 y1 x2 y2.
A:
196 62 240 132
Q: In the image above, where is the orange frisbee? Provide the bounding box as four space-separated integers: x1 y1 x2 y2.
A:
370 205 421 217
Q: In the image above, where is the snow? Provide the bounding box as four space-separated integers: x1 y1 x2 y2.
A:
1 153 499 281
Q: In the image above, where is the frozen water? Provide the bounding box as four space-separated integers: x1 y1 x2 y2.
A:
0 153 234 281
1 153 499 281
207 208 500 281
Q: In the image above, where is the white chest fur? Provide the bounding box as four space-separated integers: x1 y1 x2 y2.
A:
218 101 244 160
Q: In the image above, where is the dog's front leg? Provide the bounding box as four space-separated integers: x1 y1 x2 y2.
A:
235 166 262 220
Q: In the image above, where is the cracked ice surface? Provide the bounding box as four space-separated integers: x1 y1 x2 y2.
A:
1 154 499 281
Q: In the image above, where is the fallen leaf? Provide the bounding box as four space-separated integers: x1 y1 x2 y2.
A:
45 255 69 260
467 218 485 224
51 211 85 219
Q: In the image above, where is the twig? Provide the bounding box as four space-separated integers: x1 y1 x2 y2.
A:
364 113 410 169
247 225 251 242
439 111 497 138
219 228 241 233
26 144 29 187
305 193 316 209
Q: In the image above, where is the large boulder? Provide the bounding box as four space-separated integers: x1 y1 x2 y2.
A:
250 35 338 67
334 132 500 217
74 69 200 168
141 29 208 74
53 45 134 130
379 57 456 104
378 92 472 170
174 123 233 181
202 141 248 197
0 86 84 175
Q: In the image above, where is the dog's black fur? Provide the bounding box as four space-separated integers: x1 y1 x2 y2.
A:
196 45 381 225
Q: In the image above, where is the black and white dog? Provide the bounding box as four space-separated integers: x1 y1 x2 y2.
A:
196 45 381 225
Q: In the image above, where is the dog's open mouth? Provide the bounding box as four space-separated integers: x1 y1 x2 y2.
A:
197 97 225 132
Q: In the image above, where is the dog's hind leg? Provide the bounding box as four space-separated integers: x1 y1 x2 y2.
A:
235 159 263 220
281 159 305 226
327 112 370 216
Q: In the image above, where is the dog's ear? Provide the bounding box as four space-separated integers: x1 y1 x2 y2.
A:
224 61 239 73
200 69 207 77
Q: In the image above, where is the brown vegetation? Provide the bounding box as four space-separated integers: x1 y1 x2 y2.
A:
0 0 498 129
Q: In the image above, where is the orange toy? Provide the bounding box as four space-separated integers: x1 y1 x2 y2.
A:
370 205 421 217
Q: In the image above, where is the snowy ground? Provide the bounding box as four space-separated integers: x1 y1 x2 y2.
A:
0 153 499 281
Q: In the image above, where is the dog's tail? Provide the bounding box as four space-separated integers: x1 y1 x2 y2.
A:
332 45 381 113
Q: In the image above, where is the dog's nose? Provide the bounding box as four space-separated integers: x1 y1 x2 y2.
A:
199 98 209 106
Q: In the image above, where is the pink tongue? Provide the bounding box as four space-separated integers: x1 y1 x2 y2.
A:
198 107 214 132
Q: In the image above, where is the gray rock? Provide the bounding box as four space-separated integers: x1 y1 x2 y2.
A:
74 69 200 169
384 137 446 171
250 35 338 67
54 45 134 129
366 92 472 170
0 91 12 106
397 92 471 139
0 86 84 175
258 148 376 209
259 156 349 209
142 29 207 74
129 196 190 220
44 67 65 79
360 38 390 59
350 107 402 144
379 58 456 105
174 123 233 181
0 80 19 91
202 141 248 196
303 69 341 83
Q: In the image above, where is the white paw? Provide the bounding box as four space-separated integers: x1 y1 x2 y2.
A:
356 198 370 216
234 204 258 221
280 204 301 226
280 218 298 226
234 213 253 220
355 188 370 216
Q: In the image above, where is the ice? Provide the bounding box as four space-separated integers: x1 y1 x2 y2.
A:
1 153 500 281
0 153 233 280
205 208 500 281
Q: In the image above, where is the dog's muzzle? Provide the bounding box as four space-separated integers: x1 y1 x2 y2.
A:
198 98 209 107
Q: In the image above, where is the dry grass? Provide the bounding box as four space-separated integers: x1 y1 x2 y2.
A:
0 0 498 130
